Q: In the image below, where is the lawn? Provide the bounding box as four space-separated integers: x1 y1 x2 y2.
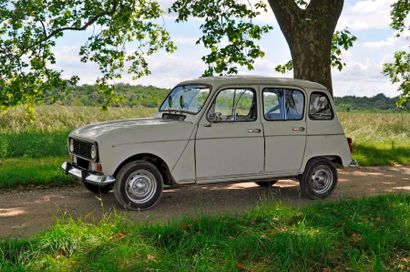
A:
1 194 409 271
0 106 408 188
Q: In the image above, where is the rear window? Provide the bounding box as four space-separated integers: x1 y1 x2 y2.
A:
309 92 334 120
263 88 304 121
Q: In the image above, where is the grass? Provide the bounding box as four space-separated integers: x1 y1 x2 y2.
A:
0 156 72 187
0 106 408 188
0 194 409 271
338 112 410 166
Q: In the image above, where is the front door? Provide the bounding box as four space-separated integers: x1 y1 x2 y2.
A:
261 87 307 174
195 87 264 182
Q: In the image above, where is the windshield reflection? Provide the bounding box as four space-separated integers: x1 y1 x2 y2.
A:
159 85 210 114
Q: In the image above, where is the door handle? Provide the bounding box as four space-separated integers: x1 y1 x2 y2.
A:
248 128 261 134
292 127 305 132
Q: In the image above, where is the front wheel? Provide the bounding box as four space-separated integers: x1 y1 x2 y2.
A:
299 158 337 199
114 160 163 210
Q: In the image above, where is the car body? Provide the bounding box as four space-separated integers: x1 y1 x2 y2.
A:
62 76 353 209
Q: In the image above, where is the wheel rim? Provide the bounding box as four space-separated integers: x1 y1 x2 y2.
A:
125 169 157 204
310 165 333 194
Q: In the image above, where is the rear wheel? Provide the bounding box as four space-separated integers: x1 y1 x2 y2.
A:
255 180 278 187
114 160 163 210
300 158 337 199
84 183 113 194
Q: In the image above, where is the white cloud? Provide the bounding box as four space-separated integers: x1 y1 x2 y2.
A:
332 51 400 97
360 36 397 48
337 0 393 30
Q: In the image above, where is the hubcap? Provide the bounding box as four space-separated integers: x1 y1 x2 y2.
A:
125 169 157 204
310 165 333 194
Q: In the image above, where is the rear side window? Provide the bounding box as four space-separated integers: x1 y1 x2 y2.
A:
263 88 304 121
309 92 334 120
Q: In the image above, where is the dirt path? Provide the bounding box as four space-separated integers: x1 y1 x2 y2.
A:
0 165 409 238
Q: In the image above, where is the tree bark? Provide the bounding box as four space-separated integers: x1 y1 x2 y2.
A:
267 0 344 95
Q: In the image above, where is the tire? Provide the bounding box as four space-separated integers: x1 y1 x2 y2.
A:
255 180 278 187
300 158 338 199
84 183 113 194
114 160 163 210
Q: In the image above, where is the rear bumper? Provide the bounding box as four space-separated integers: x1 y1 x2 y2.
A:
61 162 116 185
348 159 359 167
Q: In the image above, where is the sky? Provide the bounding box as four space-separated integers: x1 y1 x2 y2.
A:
52 0 409 97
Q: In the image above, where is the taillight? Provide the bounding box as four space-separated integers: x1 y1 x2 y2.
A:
347 137 353 153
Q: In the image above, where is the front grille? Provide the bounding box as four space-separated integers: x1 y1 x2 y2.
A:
72 139 92 159
76 157 90 170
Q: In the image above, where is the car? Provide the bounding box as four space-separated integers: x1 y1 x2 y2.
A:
62 76 353 210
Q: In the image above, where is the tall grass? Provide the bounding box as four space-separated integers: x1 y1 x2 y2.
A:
0 105 156 132
1 194 409 271
338 112 410 165
0 107 408 187
0 106 156 158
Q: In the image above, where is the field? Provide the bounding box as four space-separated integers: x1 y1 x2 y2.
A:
0 106 410 187
0 106 409 188
1 194 409 271
0 106 409 271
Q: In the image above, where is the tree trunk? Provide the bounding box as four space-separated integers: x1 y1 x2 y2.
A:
268 0 344 95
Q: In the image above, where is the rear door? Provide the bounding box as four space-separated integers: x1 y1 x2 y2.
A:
261 87 307 174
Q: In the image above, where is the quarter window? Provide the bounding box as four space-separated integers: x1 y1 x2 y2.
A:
263 88 304 121
309 92 334 120
208 88 256 122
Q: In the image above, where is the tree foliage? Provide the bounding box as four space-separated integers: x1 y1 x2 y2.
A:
390 0 410 35
0 0 355 111
383 0 409 107
170 0 272 76
383 51 409 108
0 0 175 111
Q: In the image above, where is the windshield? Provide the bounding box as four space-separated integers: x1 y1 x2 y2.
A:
159 84 211 114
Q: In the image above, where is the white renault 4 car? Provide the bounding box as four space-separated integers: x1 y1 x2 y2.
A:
62 76 353 210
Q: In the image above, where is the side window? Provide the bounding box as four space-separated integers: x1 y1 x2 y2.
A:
208 88 256 122
309 92 334 120
285 90 304 120
263 88 304 121
263 89 285 120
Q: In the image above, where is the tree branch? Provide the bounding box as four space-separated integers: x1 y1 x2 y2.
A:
19 0 119 57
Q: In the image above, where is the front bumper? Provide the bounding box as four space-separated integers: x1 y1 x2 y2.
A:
61 162 115 185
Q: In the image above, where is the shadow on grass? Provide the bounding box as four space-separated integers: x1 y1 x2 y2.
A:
2 194 408 271
353 143 410 166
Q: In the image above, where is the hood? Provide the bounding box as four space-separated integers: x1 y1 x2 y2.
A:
70 118 192 142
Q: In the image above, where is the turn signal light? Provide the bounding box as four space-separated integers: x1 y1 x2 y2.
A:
95 163 103 172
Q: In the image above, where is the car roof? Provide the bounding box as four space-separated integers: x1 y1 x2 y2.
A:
177 75 327 91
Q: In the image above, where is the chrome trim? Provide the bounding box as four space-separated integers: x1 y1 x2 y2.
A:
61 162 115 185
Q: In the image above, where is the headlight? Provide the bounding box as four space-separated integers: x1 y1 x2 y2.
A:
91 144 97 160
69 139 74 152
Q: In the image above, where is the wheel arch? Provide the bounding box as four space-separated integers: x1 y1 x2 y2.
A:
113 153 175 186
301 155 342 173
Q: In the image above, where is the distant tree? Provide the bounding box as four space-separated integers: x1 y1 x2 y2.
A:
382 0 409 108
